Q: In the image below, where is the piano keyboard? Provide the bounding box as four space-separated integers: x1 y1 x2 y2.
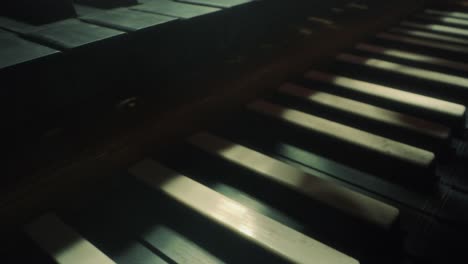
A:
5 1 468 264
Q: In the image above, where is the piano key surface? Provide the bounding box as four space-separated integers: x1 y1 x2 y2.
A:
188 132 400 229
276 83 451 151
129 159 359 264
24 214 116 264
355 43 468 73
5 1 468 264
304 70 466 122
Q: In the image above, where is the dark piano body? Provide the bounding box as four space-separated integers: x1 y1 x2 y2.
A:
1 0 468 263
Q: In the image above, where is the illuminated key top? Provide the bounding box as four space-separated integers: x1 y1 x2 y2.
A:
401 21 468 38
415 14 468 28
356 43 468 72
25 214 115 264
129 159 359 264
336 53 468 94
424 9 468 20
377 32 468 55
305 70 465 121
278 83 451 143
247 100 435 171
388 27 468 46
188 132 400 229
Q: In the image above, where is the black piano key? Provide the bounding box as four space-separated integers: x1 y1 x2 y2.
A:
354 43 468 77
436 187 468 226
131 0 221 19
1 0 76 25
142 225 225 264
79 8 177 32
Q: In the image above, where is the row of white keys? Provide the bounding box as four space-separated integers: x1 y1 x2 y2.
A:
247 99 435 173
414 14 468 28
424 9 468 20
24 181 358 264
187 132 400 229
277 82 451 150
336 53 468 97
401 21 468 38
129 159 360 264
378 31 468 55
355 43 468 73
304 70 466 128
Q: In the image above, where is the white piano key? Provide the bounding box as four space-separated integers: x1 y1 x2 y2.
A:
387 27 468 46
415 14 468 28
304 71 466 124
188 132 400 229
337 53 468 92
278 83 451 142
377 31 468 58
129 159 359 264
24 214 115 264
401 21 468 38
247 100 435 170
424 9 468 20
356 43 468 72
